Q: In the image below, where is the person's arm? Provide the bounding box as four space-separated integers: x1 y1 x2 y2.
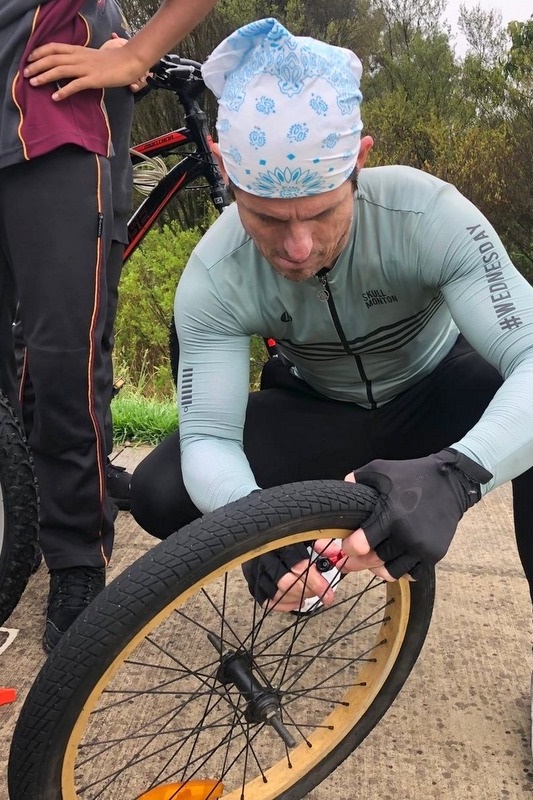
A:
174 251 260 514
362 181 533 492
176 247 335 611
24 0 217 100
342 184 533 579
99 33 149 94
432 187 533 489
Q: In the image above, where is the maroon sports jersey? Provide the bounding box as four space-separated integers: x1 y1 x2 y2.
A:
0 0 112 169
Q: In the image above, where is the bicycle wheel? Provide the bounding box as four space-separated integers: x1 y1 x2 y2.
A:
0 390 39 625
9 479 434 800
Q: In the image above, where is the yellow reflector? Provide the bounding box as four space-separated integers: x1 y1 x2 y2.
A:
138 780 223 800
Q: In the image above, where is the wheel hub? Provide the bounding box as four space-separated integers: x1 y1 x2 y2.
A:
207 632 296 748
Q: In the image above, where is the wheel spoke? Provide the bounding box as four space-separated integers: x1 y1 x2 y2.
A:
9 520 430 800
76 574 396 797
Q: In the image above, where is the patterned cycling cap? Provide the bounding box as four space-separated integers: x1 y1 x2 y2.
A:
201 18 363 198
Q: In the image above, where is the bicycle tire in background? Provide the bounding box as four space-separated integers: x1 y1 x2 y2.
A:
0 391 39 626
9 479 434 800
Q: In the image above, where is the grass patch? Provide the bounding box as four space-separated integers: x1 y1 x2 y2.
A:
112 392 178 445
110 334 270 445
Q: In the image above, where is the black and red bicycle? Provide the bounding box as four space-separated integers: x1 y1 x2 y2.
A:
126 55 229 261
8 55 435 800
127 55 231 381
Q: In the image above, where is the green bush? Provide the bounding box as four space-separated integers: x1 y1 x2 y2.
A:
114 222 203 398
114 218 270 403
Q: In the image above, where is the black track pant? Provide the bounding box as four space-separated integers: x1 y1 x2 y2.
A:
0 146 115 569
13 237 124 459
102 239 125 456
131 335 533 602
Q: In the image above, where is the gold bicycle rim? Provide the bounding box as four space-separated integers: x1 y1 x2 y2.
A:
61 529 412 800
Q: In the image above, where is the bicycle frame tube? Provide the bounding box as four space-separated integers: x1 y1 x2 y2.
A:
123 55 280 369
126 102 228 262
130 129 192 163
125 154 208 261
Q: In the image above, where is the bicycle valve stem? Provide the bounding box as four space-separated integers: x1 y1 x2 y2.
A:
315 549 346 572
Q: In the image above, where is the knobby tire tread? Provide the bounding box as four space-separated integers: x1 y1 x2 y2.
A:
0 391 39 626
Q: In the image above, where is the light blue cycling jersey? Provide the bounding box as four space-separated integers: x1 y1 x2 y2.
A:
175 165 533 513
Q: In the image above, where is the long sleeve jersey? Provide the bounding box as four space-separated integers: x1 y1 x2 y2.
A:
175 165 533 512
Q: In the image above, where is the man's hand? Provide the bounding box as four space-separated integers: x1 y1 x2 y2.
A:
242 543 337 612
24 42 148 100
263 562 336 612
338 475 397 582
312 534 396 582
342 448 492 581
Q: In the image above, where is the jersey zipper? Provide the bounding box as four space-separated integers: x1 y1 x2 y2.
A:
317 270 377 409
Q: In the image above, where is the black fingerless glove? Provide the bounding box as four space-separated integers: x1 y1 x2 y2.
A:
242 542 310 605
352 448 493 578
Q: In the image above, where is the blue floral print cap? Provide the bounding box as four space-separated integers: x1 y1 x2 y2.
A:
202 18 363 198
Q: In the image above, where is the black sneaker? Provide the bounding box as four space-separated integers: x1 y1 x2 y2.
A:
43 566 105 653
106 460 131 511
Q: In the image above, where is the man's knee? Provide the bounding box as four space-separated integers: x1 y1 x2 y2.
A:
130 448 200 538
